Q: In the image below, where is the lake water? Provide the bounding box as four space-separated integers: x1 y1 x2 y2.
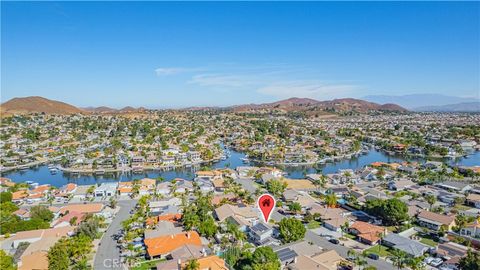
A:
2 149 478 187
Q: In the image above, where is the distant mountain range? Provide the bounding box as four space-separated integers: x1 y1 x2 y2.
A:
414 102 480 112
1 96 408 116
82 106 147 113
228 97 407 114
0 97 407 115
363 94 479 111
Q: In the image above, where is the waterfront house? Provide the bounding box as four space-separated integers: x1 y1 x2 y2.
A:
94 182 118 197
54 183 77 198
187 151 201 162
156 181 172 196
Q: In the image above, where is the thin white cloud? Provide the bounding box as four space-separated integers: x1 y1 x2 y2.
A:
188 74 261 87
155 67 200 76
171 63 362 100
257 81 360 100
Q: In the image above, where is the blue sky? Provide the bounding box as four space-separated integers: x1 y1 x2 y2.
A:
2 1 479 108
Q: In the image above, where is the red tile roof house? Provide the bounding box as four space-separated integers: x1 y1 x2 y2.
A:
416 211 456 231
144 231 202 259
13 208 31 220
51 211 86 228
349 221 387 245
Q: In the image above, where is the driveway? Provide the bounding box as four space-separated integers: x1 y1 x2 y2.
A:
305 230 395 270
93 199 138 270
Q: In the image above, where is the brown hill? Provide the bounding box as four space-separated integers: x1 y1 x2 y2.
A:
0 96 84 115
83 106 117 113
230 97 407 113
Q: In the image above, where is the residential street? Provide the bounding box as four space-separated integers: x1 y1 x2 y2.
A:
93 200 138 270
305 230 396 270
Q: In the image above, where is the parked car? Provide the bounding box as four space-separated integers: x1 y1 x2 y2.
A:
329 238 340 244
425 257 443 267
367 253 379 260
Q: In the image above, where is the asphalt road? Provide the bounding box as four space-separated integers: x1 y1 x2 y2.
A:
305 230 396 270
93 200 138 270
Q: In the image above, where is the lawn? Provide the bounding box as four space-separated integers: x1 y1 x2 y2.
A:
132 258 166 270
420 237 438 247
344 233 356 240
364 245 391 257
386 226 397 233
454 204 471 211
307 220 321 229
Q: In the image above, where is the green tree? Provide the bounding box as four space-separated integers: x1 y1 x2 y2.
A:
0 191 12 203
75 215 101 239
406 256 426 270
388 249 407 270
278 218 306 243
459 249 480 270
109 197 117 209
197 216 218 238
184 259 200 270
266 179 287 198
250 246 280 270
288 202 302 213
324 193 337 208
48 239 70 270
30 205 54 222
0 250 16 270
424 194 436 210
364 198 408 226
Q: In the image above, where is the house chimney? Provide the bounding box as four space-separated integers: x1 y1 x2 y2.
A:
171 234 174 239
187 232 190 239
202 247 207 257
177 259 182 269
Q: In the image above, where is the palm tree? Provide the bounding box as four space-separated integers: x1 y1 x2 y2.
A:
388 249 407 270
340 221 350 239
324 193 337 208
347 249 358 269
109 197 117 209
406 256 426 270
424 194 436 211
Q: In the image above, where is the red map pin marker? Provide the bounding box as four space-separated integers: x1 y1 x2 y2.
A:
257 194 276 223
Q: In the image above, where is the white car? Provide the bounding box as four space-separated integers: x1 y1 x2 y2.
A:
424 257 443 267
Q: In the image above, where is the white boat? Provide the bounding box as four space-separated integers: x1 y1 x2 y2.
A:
241 157 250 163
